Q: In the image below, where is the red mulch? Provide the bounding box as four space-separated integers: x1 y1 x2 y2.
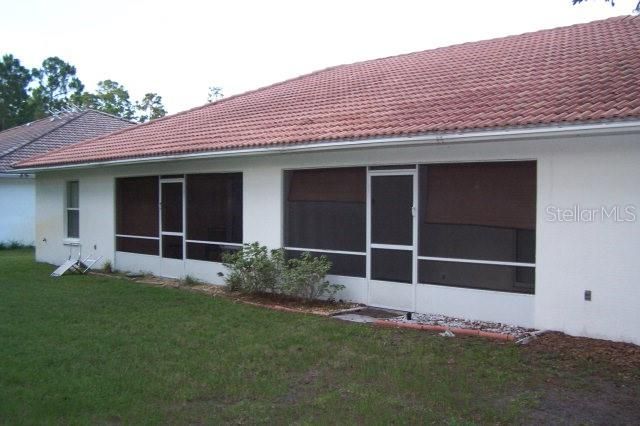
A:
226 291 359 314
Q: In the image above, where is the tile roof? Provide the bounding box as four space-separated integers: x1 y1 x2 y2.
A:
16 16 640 169
1 110 133 173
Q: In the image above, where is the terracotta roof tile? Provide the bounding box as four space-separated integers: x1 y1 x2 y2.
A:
16 16 640 169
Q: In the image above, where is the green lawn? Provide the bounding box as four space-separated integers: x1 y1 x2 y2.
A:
0 249 609 424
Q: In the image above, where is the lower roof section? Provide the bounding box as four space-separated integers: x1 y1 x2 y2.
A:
11 119 640 173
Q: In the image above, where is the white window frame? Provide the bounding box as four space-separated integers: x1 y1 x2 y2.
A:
65 180 80 242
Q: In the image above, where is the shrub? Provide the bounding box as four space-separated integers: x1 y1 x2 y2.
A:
284 252 343 301
222 243 281 294
102 260 113 273
222 242 344 301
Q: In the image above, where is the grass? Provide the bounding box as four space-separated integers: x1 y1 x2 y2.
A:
0 250 555 424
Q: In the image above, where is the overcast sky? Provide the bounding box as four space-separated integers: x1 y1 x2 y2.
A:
1 0 637 114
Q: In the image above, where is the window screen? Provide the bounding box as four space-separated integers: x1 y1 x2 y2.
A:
161 182 183 233
418 260 535 294
284 168 366 252
285 250 366 278
418 162 536 294
371 249 413 283
185 173 243 262
187 243 241 262
116 176 159 237
115 176 159 255
116 237 159 255
162 235 183 259
370 175 413 246
186 173 242 243
284 167 366 277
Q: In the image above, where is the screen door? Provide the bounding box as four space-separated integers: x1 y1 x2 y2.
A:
368 170 417 311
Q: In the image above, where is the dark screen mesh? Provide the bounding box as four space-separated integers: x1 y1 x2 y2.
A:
186 173 242 243
116 237 159 255
418 161 536 293
116 176 159 237
284 168 366 252
162 235 183 259
371 175 413 245
419 162 536 262
187 242 241 262
161 182 183 233
418 260 535 294
371 249 413 283
285 250 366 278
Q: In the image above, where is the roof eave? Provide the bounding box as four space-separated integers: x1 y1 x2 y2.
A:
11 119 640 173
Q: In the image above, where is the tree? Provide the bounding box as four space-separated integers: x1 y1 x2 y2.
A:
207 86 223 102
77 79 135 120
135 92 167 123
0 54 33 131
30 56 84 118
572 0 640 13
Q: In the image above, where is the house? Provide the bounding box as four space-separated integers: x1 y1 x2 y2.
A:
0 110 133 244
13 16 640 344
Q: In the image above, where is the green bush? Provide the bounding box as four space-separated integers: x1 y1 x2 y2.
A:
283 252 341 301
222 243 282 294
222 242 344 301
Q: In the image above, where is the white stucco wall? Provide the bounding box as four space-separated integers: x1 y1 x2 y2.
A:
0 176 35 245
33 130 640 344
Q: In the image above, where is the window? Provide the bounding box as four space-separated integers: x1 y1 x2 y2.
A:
66 181 79 239
185 173 243 262
115 176 159 255
418 161 536 294
284 167 366 277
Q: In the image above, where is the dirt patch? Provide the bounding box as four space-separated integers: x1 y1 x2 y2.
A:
527 331 640 374
523 377 640 425
278 368 324 405
520 332 640 424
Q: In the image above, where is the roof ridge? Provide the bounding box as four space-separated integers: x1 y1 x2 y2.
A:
0 112 85 160
351 15 635 66
21 15 633 167
0 111 77 140
84 108 136 125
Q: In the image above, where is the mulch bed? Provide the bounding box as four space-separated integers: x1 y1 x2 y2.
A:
526 331 640 373
114 273 359 315
220 290 359 315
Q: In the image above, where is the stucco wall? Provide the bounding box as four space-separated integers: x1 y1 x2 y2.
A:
0 177 35 245
34 131 640 343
